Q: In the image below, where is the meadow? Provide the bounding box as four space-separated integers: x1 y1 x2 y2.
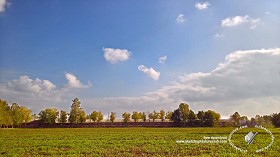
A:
0 127 279 156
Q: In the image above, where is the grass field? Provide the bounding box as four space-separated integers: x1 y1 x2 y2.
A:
0 127 279 156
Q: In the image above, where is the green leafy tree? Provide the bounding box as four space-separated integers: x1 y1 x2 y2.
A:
171 109 182 126
204 110 221 127
59 110 67 123
68 98 86 124
20 106 32 125
165 111 173 122
188 110 197 122
11 103 24 126
39 108 59 124
132 111 141 122
263 115 272 125
0 99 13 127
122 112 131 123
97 111 103 122
110 112 116 122
159 110 165 122
79 110 87 123
90 111 98 122
140 112 147 122
179 103 189 124
230 112 241 126
197 111 205 124
148 111 159 122
271 113 280 128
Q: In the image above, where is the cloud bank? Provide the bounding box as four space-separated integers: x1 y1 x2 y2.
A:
1 49 280 118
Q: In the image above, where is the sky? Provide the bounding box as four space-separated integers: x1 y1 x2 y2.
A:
0 0 280 118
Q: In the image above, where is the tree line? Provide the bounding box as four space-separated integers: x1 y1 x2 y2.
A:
1 98 280 128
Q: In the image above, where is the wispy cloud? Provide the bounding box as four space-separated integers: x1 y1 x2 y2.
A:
221 15 260 29
138 65 160 80
103 48 131 64
159 56 167 64
195 2 210 10
176 14 185 24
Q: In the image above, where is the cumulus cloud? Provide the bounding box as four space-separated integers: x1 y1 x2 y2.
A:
0 0 8 12
1 49 280 118
6 76 56 93
221 15 260 29
145 48 280 117
176 14 185 24
138 65 160 80
159 56 167 64
103 48 131 64
65 73 91 88
195 2 210 10
0 73 92 113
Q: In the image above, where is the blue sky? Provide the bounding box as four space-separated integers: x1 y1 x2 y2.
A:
0 0 280 118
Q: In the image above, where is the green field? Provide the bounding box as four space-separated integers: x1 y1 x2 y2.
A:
0 127 279 156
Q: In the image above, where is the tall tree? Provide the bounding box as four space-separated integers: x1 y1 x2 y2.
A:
179 103 190 123
110 112 116 122
0 99 13 127
122 112 131 123
11 103 23 126
68 98 86 124
159 110 165 122
39 108 59 124
59 110 67 123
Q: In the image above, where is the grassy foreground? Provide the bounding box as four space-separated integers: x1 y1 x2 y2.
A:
0 127 279 156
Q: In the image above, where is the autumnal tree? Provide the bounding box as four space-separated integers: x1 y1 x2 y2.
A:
165 111 173 122
159 110 165 122
110 112 116 122
132 111 141 122
122 112 131 123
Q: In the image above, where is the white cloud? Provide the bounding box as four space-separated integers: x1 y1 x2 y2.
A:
1 49 280 118
176 14 185 24
138 65 160 80
0 73 92 113
0 0 7 12
159 56 167 64
146 48 280 117
65 73 91 88
221 15 260 29
103 48 131 64
195 2 210 10
7 76 56 93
